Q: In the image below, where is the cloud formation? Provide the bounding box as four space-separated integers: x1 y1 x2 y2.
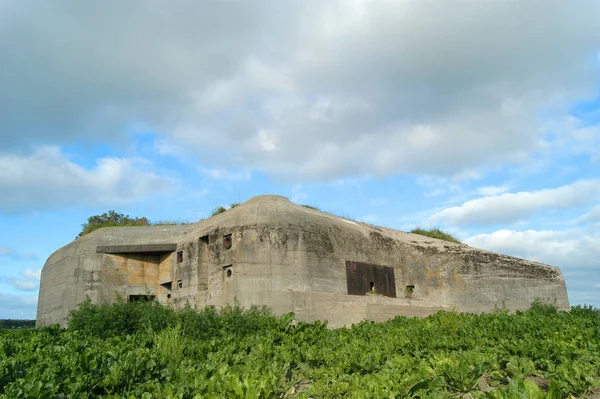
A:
0 268 42 292
1 1 599 180
577 206 600 223
199 168 252 182
430 180 600 226
0 146 174 213
0 293 37 319
465 229 600 268
0 245 36 260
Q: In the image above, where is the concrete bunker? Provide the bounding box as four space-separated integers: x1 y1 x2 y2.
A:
37 195 570 328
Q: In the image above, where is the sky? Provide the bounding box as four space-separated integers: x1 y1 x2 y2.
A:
1 0 600 319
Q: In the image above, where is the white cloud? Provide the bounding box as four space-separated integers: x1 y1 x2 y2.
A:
0 245 37 260
0 293 37 319
543 115 600 157
0 146 175 213
23 268 42 281
465 228 600 268
0 268 42 292
0 1 599 180
11 280 37 291
476 185 512 196
417 176 463 198
577 206 600 223
200 168 252 181
430 180 600 226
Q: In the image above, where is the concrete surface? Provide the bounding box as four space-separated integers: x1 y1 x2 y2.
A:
37 195 569 328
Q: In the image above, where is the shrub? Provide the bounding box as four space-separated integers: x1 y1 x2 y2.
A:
528 298 559 315
78 210 150 237
68 298 292 340
410 227 462 244
211 206 227 216
211 203 241 217
68 297 176 338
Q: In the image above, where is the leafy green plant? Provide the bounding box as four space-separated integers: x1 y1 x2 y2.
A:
78 210 150 237
2 302 599 398
432 351 493 395
484 379 556 399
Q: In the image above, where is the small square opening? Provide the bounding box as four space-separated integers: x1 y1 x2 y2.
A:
177 251 183 263
200 235 209 244
405 285 415 298
177 280 183 289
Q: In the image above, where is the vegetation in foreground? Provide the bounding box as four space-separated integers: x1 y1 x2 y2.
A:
1 300 599 398
410 227 463 244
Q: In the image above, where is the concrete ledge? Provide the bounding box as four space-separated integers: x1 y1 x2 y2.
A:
96 244 177 254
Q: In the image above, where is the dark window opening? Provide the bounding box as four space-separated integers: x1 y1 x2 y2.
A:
223 265 233 279
346 261 396 298
227 269 232 278
198 236 209 291
223 234 232 249
177 251 183 263
167 293 172 299
161 282 172 291
405 285 415 298
128 295 155 302
177 280 183 289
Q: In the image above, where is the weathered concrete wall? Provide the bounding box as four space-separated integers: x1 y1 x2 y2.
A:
36 226 191 327
163 195 568 327
37 195 569 328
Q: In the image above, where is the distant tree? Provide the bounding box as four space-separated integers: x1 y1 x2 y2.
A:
78 210 150 237
0 319 36 329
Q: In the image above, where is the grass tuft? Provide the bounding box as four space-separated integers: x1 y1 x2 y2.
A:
301 204 322 211
410 227 462 244
211 206 228 216
210 202 241 217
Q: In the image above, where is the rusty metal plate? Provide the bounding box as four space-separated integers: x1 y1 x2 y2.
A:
223 234 232 249
346 261 396 298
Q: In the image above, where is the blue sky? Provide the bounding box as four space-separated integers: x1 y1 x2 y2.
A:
1 1 600 319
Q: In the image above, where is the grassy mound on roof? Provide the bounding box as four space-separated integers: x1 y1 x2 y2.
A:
410 227 462 244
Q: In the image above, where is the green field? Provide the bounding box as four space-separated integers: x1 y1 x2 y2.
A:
1 300 599 398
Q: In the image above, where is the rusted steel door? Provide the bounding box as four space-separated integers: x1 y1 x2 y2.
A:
345 261 396 298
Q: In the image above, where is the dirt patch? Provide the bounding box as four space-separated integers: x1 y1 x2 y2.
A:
526 376 550 392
